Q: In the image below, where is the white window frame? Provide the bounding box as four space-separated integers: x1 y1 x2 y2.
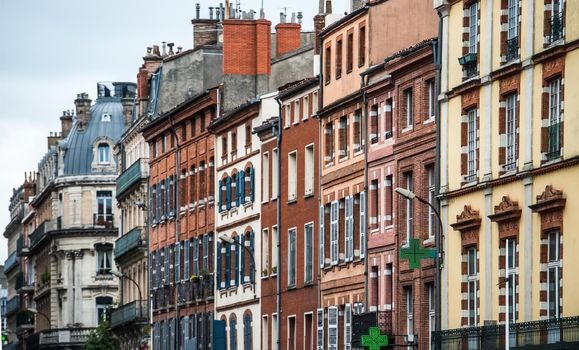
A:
316 308 324 350
98 143 110 164
405 89 413 128
547 231 561 319
288 151 298 201
428 283 435 350
327 306 338 350
262 228 269 276
505 93 517 171
303 95 310 120
262 152 270 202
288 227 297 287
344 304 352 350
319 205 325 268
469 2 479 54
427 166 435 240
467 247 478 326
405 172 413 245
360 191 366 259
406 287 414 346
467 109 477 179
507 0 519 40
304 144 315 196
344 196 354 262
272 148 279 199
330 201 339 265
505 238 517 323
304 222 314 284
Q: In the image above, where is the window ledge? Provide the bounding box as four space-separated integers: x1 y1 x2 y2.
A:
287 285 297 290
542 156 562 167
287 198 297 204
423 117 435 125
304 192 314 199
301 117 309 122
293 121 299 126
354 150 364 157
401 126 413 134
303 281 315 287
423 237 435 246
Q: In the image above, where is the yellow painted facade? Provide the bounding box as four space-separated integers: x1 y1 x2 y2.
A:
437 0 579 332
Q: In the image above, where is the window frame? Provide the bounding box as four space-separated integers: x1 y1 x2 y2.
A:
288 227 297 288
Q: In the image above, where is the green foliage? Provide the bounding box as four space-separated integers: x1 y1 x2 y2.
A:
83 321 119 350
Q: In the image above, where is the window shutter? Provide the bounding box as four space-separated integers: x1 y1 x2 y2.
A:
216 241 222 289
348 196 354 261
150 185 155 225
163 320 169 350
249 167 255 202
328 306 339 350
360 191 366 259
330 201 339 265
226 177 232 210
170 318 176 348
244 314 252 350
225 243 231 288
218 179 222 211
250 230 255 283
345 304 352 350
165 178 170 218
344 196 351 262
234 236 240 286
164 247 170 286
184 240 190 281
234 174 240 207
156 182 161 222
319 205 325 268
241 234 246 283
175 242 181 283
156 250 161 288
239 170 246 204
193 238 199 276
317 308 324 350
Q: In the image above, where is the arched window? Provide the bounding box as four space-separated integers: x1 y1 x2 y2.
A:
189 166 197 207
244 165 254 203
98 143 110 164
231 233 239 287
229 314 237 350
241 229 254 284
243 311 253 350
231 171 238 208
219 174 229 212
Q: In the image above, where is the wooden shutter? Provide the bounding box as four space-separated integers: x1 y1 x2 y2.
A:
345 304 352 350
330 201 339 265
317 308 324 350
360 191 366 259
226 177 232 210
225 243 231 288
319 205 325 268
175 242 181 283
216 241 222 289
328 306 338 350
218 179 222 210
249 167 255 202
234 236 240 286
184 240 190 282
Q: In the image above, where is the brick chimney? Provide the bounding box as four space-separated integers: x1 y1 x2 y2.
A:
275 21 301 57
60 110 73 138
223 19 271 75
23 172 36 199
137 46 162 117
192 19 220 48
74 93 92 130
121 97 133 128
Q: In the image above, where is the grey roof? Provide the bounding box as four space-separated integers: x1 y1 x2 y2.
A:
61 96 126 175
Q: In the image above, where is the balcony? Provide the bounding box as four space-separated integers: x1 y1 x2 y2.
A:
549 12 564 43
16 310 34 332
15 273 34 294
29 219 59 250
26 328 96 348
110 300 147 329
459 53 478 79
5 295 19 317
433 316 579 349
114 227 145 262
547 123 561 160
116 158 149 200
505 36 518 62
16 235 29 257
4 251 19 274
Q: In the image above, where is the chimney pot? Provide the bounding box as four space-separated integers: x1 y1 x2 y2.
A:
162 41 167 56
291 12 296 23
168 42 175 55
209 7 214 19
153 45 161 56
297 12 303 24
196 3 201 19
177 46 183 53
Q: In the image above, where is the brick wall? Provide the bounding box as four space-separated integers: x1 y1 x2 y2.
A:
275 23 301 57
223 19 271 75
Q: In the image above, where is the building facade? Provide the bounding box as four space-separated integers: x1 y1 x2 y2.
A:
436 0 579 346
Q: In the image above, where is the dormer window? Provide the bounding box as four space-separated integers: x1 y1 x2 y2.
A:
101 113 111 122
98 143 110 164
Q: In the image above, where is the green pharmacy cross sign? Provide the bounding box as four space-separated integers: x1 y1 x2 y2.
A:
400 238 436 269
361 327 388 350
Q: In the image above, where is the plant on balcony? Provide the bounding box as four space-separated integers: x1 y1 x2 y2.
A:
84 321 119 350
41 270 50 284
271 266 277 274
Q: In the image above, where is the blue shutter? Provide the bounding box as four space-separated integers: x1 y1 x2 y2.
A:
225 243 231 288
150 184 155 225
193 238 199 276
164 246 170 286
175 242 181 283
184 240 190 281
244 314 252 350
216 241 222 289
218 179 222 211
239 170 246 204
235 175 241 207
226 177 232 210
240 234 246 283
234 236 240 286
250 230 255 283
249 167 255 202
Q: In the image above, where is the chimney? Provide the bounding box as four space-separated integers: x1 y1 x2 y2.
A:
121 97 133 127
167 42 175 55
74 93 92 129
326 0 333 14
314 12 327 54
60 110 73 138
47 131 61 149
275 20 301 57
223 19 271 75
137 46 162 117
192 18 220 48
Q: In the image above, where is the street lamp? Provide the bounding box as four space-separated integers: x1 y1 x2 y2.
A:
394 187 443 349
218 234 257 297
27 308 51 326
112 270 144 318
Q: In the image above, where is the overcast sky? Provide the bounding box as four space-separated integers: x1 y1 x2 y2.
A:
0 0 348 261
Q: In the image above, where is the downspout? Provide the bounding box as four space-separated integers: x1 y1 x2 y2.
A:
360 74 369 312
274 96 283 350
316 31 324 313
434 12 444 349
170 115 181 350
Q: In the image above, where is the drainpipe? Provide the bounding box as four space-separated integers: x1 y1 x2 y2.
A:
434 11 444 349
169 115 181 350
274 96 283 350
360 75 369 312
316 31 324 313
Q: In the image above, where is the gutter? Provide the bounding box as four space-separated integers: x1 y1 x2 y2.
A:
274 96 282 350
359 73 370 314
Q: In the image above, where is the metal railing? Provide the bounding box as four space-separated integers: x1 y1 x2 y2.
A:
117 158 149 199
505 37 518 62
5 295 19 316
110 300 147 328
433 316 579 349
547 123 561 160
550 12 564 43
4 251 19 273
114 227 145 261
351 311 393 348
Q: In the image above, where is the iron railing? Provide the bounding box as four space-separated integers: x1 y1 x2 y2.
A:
505 37 518 62
110 300 147 328
116 158 149 200
351 311 393 348
547 123 561 160
152 277 214 311
16 311 34 328
4 251 19 273
433 316 579 349
16 235 29 256
15 272 33 294
550 12 564 43
5 295 19 316
114 227 145 261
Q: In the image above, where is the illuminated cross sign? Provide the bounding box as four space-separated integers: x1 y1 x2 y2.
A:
400 238 436 270
361 327 388 350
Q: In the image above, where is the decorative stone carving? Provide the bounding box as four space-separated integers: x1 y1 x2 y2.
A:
530 185 566 214
488 196 522 223
451 205 482 247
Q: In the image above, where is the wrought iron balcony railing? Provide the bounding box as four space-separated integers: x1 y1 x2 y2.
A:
547 122 561 160
117 158 149 200
550 12 564 43
506 36 518 62
114 227 145 261
433 316 579 349
5 295 19 316
110 300 147 329
15 272 34 294
4 251 19 274
16 235 29 257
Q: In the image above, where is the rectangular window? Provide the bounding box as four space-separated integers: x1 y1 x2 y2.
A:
96 245 112 275
548 77 562 158
353 109 362 152
305 223 314 283
288 228 297 287
96 191 113 224
272 149 279 199
262 152 270 201
370 179 379 230
231 131 237 155
347 32 353 72
547 231 561 318
427 166 435 240
505 238 517 323
262 316 269 350
245 123 252 147
507 0 518 39
288 151 297 201
359 191 366 259
385 99 393 139
338 116 348 159
404 172 413 244
294 100 301 124
469 2 479 54
272 226 278 272
404 89 413 129
428 283 435 350
344 196 354 262
385 175 393 227
221 135 228 158
330 201 339 265
313 92 318 114
505 93 517 171
304 96 310 120
162 134 167 153
152 141 157 159
328 306 339 350
406 287 414 344
317 309 324 350
467 109 477 180
336 38 343 79
272 314 278 347
305 313 313 350
288 316 296 350
467 246 478 326
191 119 196 137
305 145 315 196
428 80 436 119
344 304 352 350
284 105 291 128
325 45 332 84
358 25 366 67
319 205 325 268
262 228 269 275
370 105 379 144
324 121 334 165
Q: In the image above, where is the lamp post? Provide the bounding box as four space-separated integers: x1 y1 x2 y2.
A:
26 308 51 328
112 271 144 318
218 234 257 298
394 187 443 349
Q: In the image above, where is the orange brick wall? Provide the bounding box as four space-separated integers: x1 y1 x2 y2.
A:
223 19 271 75
275 23 301 56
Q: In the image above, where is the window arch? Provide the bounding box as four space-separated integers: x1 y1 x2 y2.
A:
243 310 253 350
241 228 254 284
98 143 110 164
230 232 240 287
231 171 239 208
199 161 206 203
219 173 229 212
229 314 237 350
244 164 254 203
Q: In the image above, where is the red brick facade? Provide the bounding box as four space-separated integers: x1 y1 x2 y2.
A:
275 23 301 57
223 19 271 75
